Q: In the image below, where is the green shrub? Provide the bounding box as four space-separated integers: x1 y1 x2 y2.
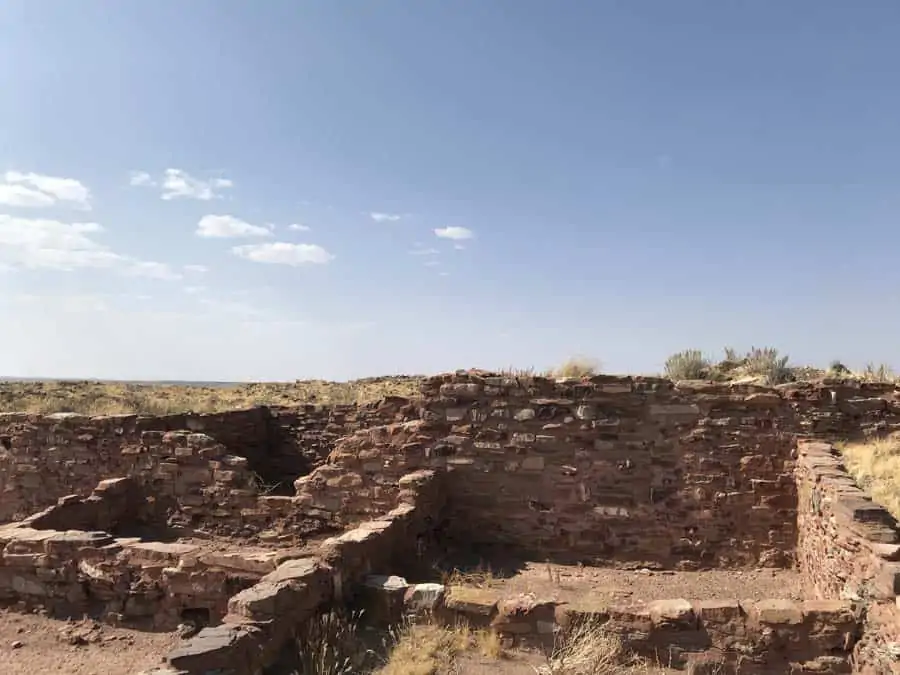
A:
744 346 792 385
664 350 710 380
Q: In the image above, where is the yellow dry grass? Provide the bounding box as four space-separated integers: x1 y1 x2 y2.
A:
375 622 501 675
539 619 675 675
550 357 600 379
0 377 424 415
839 436 900 520
2 349 895 417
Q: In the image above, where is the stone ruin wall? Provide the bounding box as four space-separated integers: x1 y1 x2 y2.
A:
0 397 416 526
3 373 900 673
295 373 900 569
795 441 900 674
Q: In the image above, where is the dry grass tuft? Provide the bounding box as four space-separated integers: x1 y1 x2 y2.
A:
663 346 801 385
733 346 793 384
550 357 600 379
664 350 712 381
535 619 667 675
839 436 900 520
375 621 488 675
440 566 501 589
292 609 368 675
859 363 898 383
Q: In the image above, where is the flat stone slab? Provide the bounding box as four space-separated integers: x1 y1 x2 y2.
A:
263 557 325 584
167 624 263 673
444 587 501 617
751 599 803 625
125 541 201 564
405 583 445 613
647 598 696 626
198 550 289 575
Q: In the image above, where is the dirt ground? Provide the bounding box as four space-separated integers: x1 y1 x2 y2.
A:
0 611 179 675
453 561 804 605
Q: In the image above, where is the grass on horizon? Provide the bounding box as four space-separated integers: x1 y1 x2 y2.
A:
0 377 425 416
1 347 898 416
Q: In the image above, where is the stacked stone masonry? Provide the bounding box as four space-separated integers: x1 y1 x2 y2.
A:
3 372 900 673
795 440 900 674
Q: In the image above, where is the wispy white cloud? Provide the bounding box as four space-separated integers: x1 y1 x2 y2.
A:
184 264 209 273
129 168 233 200
288 223 311 231
232 242 334 266
409 246 439 256
434 226 474 240
157 169 232 200
128 171 155 187
12 293 111 313
125 260 182 281
184 285 207 295
0 215 180 279
424 260 440 267
196 214 272 238
369 212 402 223
454 244 466 250
0 171 92 210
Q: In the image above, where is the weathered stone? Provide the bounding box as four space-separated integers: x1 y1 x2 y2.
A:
648 598 695 627
444 587 501 618
752 599 803 625
404 583 445 614
166 624 264 673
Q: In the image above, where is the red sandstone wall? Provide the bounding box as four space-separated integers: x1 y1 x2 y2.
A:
795 440 900 674
296 374 807 567
0 400 415 523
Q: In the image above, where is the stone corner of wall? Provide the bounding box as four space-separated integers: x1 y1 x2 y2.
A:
158 477 443 675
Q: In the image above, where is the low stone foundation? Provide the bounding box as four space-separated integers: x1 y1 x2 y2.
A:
0 523 301 631
438 586 860 673
138 468 444 674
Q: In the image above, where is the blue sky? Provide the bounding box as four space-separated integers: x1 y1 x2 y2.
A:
1 1 899 381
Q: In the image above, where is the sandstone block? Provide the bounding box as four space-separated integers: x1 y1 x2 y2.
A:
555 597 611 628
647 598 696 627
444 586 500 621
871 542 900 562
494 593 557 635
873 563 900 599
751 599 802 625
361 574 409 624
649 404 701 419
404 583 445 615
166 623 264 674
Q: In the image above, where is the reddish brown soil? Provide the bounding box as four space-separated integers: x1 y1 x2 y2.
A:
457 562 804 605
0 611 179 675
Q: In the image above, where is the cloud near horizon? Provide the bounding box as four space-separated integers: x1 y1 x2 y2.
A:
0 214 180 279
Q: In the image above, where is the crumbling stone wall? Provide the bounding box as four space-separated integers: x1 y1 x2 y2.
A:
152 469 444 675
20 476 149 533
0 524 287 631
437 589 861 674
795 440 900 673
296 374 801 567
0 399 416 523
